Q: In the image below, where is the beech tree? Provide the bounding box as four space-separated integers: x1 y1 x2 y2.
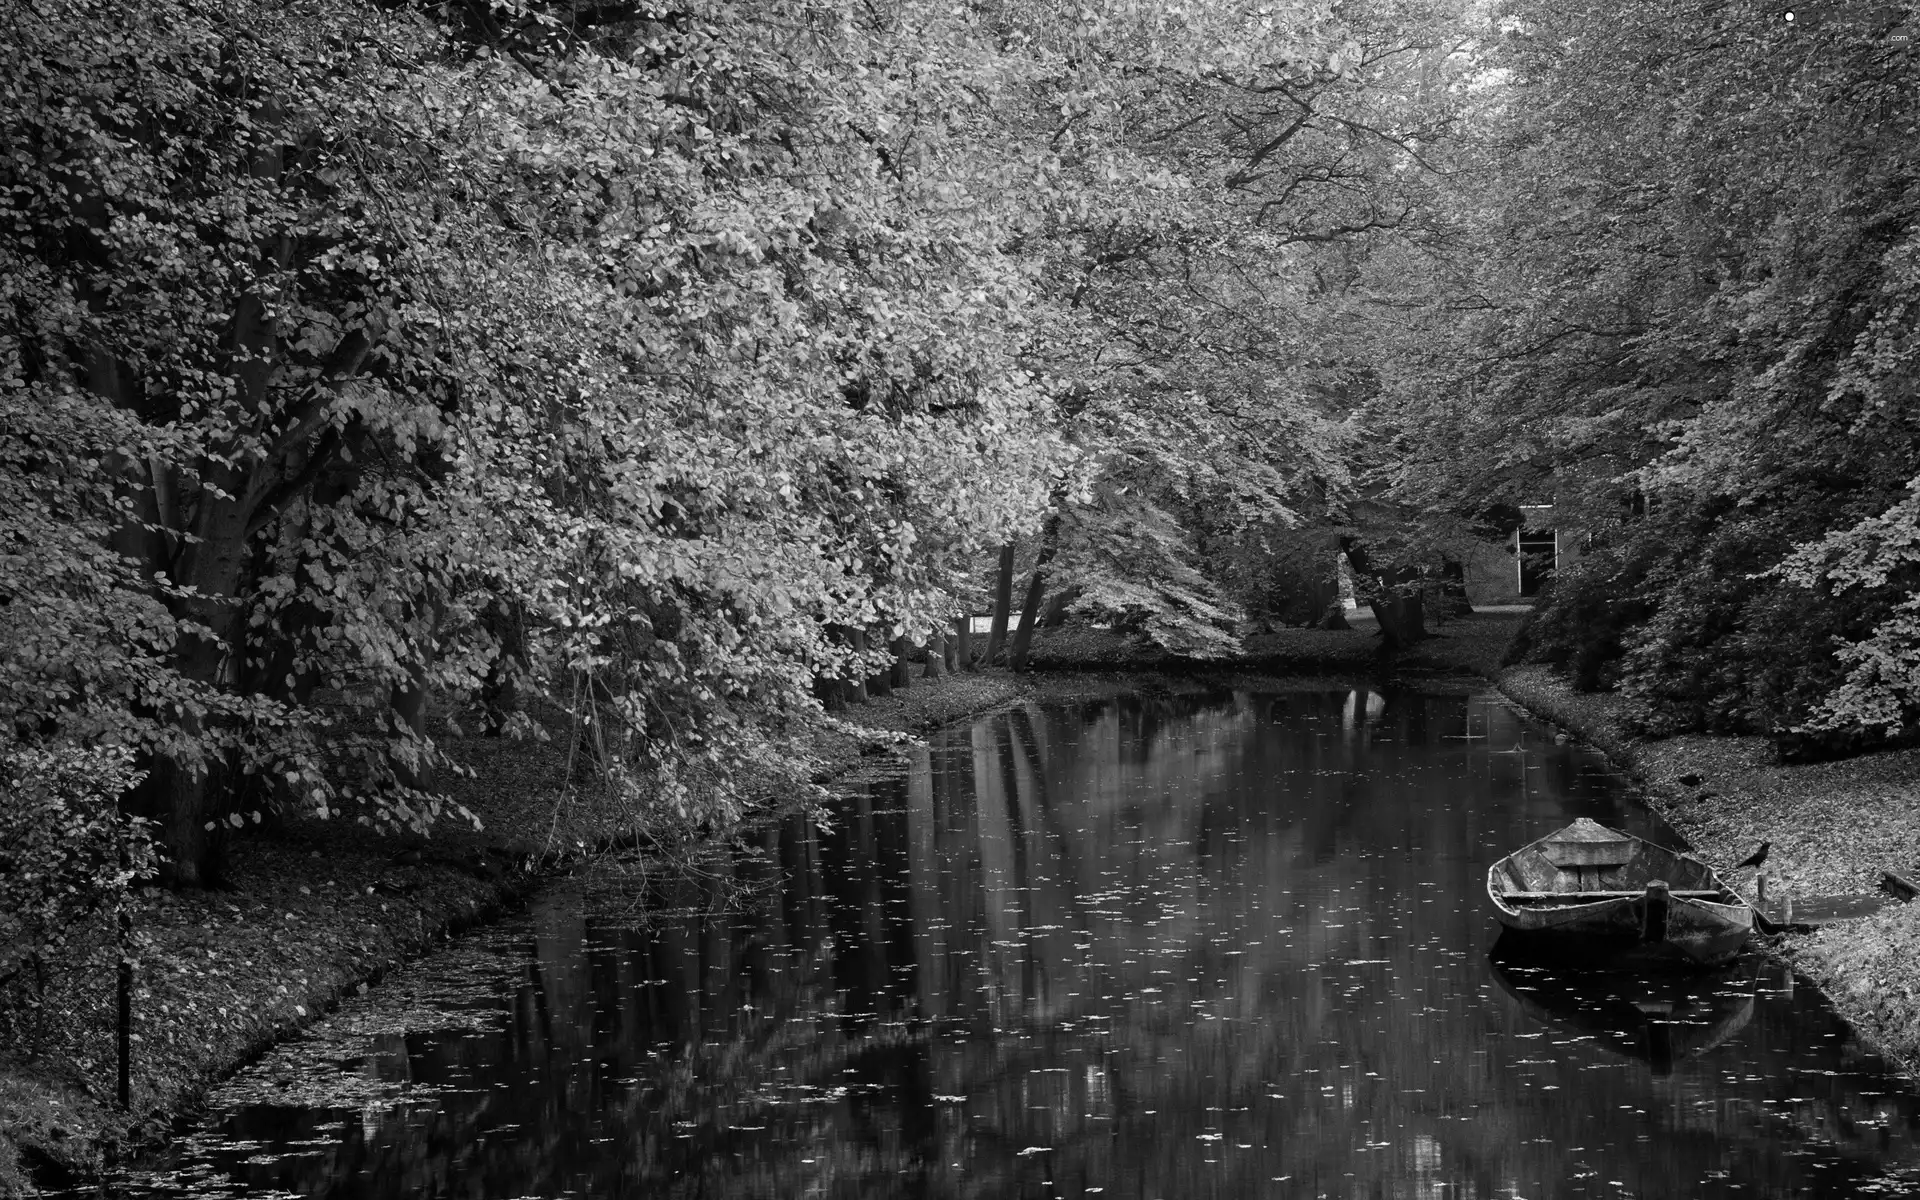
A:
2 0 1071 883
2 0 1501 891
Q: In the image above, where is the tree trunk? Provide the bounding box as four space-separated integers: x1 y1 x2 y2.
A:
67 107 371 887
1300 547 1341 627
1008 569 1046 671
146 701 226 887
480 598 529 735
889 637 912 689
813 675 847 712
1440 558 1473 617
923 628 947 678
1008 514 1060 672
388 595 445 792
389 673 431 790
1339 538 1428 652
815 624 853 710
984 543 1016 666
1375 588 1427 648
149 469 256 887
116 904 132 1110
954 614 975 672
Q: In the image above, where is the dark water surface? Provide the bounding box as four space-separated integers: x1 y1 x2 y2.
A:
112 687 1920 1198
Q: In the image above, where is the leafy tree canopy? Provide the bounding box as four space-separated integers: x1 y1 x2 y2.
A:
7 0 1445 881
1362 0 1920 744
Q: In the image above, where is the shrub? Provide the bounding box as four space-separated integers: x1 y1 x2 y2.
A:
0 747 157 1008
1503 556 1638 690
1510 500 1901 752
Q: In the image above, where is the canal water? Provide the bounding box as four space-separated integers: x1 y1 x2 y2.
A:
111 687 1920 1198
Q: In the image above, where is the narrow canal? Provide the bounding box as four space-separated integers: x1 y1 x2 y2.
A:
113 687 1920 1198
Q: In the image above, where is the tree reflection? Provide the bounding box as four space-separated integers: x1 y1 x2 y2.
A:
182 691 1920 1200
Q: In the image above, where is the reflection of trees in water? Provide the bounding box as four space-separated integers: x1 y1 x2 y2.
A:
204 693 1920 1199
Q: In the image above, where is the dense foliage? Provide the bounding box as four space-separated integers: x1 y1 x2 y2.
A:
31 0 1912 898
1016 0 1469 647
1367 0 1920 749
0 747 154 1008
2 0 1074 882
4 0 1451 883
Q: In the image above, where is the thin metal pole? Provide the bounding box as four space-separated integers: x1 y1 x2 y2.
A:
117 904 132 1110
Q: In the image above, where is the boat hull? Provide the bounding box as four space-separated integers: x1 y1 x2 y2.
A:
1490 895 1752 967
1488 818 1753 968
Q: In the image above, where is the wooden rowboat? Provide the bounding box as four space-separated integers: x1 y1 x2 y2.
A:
1487 818 1752 967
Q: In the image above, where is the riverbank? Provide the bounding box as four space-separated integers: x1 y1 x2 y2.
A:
0 673 1039 1198
1036 608 1920 1077
1 612 1532 1195
1026 604 1518 678
1496 663 1920 1077
16 605 1917 1194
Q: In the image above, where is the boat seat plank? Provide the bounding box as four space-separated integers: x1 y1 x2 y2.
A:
1502 889 1727 901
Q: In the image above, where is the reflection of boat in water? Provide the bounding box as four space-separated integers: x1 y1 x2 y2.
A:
1488 818 1752 966
1488 945 1757 1074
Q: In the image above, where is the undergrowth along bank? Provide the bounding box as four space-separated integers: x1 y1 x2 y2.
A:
0 671 1032 1198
